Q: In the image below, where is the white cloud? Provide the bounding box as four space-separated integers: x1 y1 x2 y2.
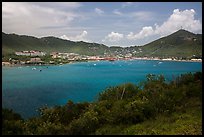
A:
95 8 104 15
60 31 90 42
113 10 154 21
126 9 202 40
103 32 124 42
2 2 81 36
31 2 81 10
129 11 154 21
113 9 123 16
127 26 154 40
155 9 202 36
122 2 133 8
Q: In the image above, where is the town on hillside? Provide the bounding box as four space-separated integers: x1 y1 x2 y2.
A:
2 50 202 66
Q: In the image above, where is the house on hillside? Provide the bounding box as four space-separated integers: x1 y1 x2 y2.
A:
15 50 46 56
15 51 30 56
27 58 44 64
50 52 59 59
30 50 46 56
30 58 42 62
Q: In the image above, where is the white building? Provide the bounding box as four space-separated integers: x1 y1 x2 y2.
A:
15 50 46 56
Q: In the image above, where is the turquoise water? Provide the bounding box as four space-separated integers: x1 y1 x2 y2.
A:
2 60 202 119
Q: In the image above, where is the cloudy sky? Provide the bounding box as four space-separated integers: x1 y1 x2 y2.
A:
2 2 202 47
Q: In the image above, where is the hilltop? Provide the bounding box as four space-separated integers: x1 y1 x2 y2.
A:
2 29 202 59
134 29 202 59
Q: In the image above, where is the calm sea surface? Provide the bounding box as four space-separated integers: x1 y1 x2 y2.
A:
2 60 202 119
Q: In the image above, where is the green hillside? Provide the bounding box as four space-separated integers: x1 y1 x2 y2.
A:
2 32 110 56
2 29 202 58
134 29 202 58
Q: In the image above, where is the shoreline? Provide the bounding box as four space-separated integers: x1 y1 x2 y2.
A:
134 58 202 63
2 58 202 67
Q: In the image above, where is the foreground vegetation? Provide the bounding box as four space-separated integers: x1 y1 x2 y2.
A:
2 72 202 135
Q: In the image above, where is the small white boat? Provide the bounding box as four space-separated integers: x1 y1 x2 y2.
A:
32 67 36 70
93 64 96 66
158 62 163 64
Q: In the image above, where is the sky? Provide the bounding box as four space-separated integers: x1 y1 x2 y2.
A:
2 2 202 47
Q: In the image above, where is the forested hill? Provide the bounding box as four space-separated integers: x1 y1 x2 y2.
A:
2 29 202 58
2 32 110 56
133 29 202 58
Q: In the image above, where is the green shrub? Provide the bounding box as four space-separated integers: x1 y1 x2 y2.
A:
2 120 24 135
2 108 22 121
98 83 140 101
68 110 100 135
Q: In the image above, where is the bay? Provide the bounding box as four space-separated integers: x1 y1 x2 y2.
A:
2 60 202 119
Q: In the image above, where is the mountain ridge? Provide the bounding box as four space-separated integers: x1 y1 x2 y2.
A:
2 29 202 58
133 29 202 58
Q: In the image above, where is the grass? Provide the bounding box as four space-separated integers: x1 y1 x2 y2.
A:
122 97 202 135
